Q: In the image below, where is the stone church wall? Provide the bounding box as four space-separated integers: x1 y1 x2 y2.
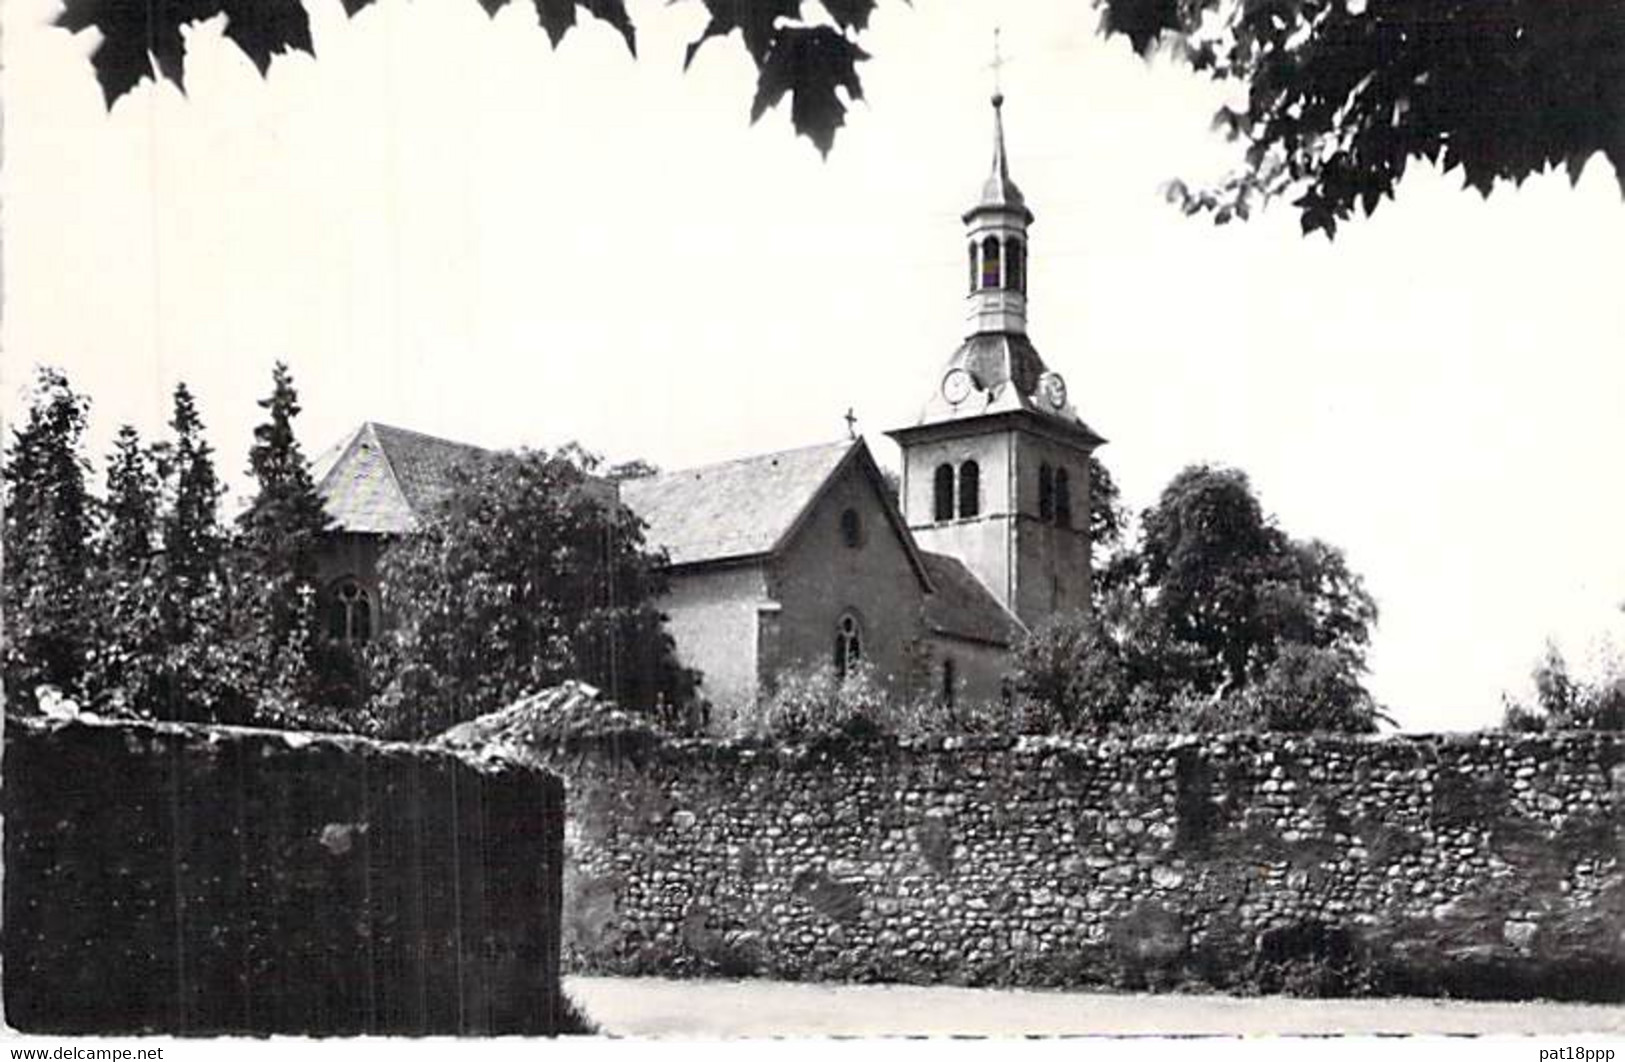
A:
920 636 1010 711
657 563 771 727
553 730 1624 1000
3 715 568 1035
767 459 937 702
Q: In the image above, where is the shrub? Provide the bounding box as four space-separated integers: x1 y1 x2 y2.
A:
1008 610 1134 734
1502 641 1625 732
930 693 1059 736
746 660 894 741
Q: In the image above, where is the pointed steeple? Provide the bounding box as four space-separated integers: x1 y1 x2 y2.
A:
971 93 1033 224
890 83 1103 445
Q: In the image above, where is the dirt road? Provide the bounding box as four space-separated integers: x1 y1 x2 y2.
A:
564 975 1625 1038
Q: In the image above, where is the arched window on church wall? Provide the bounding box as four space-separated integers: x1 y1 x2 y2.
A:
1038 463 1055 523
980 235 1002 290
958 460 980 519
834 612 863 679
1054 466 1073 529
326 577 372 644
1007 238 1025 293
840 507 863 548
941 657 957 708
933 463 955 522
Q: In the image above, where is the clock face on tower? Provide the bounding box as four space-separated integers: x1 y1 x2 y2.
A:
1039 371 1067 410
942 368 973 405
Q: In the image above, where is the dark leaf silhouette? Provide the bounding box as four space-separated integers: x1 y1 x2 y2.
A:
1095 0 1625 235
820 0 877 33
749 25 867 157
55 0 1625 215
684 0 799 68
220 0 313 74
57 0 313 104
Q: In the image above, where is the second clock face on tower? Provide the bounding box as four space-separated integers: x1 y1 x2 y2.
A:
942 368 974 405
1039 372 1067 410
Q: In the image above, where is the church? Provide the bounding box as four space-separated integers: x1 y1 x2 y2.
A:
311 93 1106 726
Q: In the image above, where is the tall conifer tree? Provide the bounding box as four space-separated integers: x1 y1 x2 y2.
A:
235 362 334 717
88 424 166 715
103 425 158 572
152 383 243 721
164 382 224 595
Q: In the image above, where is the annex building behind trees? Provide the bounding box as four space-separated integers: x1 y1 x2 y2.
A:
312 94 1106 727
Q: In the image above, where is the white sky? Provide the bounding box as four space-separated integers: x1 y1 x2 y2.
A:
5 0 1623 732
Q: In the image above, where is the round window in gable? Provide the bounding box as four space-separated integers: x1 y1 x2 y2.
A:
840 507 863 548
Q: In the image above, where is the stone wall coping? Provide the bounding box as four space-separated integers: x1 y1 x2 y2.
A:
4 712 538 779
533 725 1625 766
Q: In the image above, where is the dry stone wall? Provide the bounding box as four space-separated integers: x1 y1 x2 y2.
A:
552 730 1625 1000
4 714 568 1035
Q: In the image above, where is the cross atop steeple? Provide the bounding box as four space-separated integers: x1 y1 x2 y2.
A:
968 36 1030 226
987 27 1011 102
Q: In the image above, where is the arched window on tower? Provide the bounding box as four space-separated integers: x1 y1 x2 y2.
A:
1007 238 1025 293
1054 466 1073 529
967 242 978 294
834 612 864 679
1038 463 1055 523
958 460 981 519
980 235 1002 290
326 577 372 644
933 463 955 522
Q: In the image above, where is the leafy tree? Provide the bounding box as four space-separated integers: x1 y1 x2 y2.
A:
371 446 698 739
1016 463 1383 734
1010 589 1213 734
878 465 901 507
1088 454 1125 553
233 361 337 719
2 368 97 707
1086 454 1127 603
1131 465 1377 695
57 1 1622 230
1501 641 1625 732
1097 0 1625 237
1209 642 1388 734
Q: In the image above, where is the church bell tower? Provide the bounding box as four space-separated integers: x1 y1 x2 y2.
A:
887 91 1106 630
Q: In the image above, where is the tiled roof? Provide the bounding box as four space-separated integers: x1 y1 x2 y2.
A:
618 440 858 567
316 428 935 596
314 422 489 535
920 551 1026 647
